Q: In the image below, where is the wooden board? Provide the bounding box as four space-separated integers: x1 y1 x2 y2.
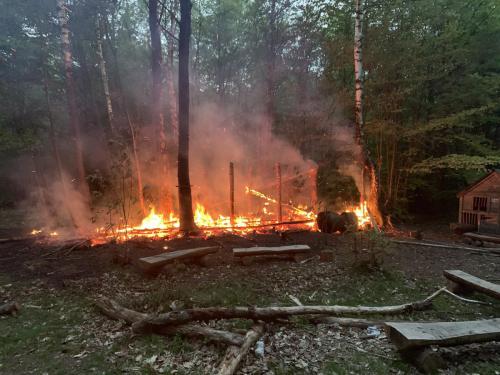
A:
443 270 500 300
463 232 500 244
138 246 218 272
386 319 500 351
233 245 311 257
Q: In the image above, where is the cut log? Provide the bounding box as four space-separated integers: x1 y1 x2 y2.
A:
0 301 21 316
386 318 500 351
218 324 264 375
233 245 311 257
443 270 500 300
138 246 218 273
94 297 244 346
132 288 447 334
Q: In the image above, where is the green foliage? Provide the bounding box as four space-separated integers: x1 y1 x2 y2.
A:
351 230 393 271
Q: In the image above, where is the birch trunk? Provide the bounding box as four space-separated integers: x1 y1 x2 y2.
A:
57 0 90 202
96 16 115 135
177 0 197 234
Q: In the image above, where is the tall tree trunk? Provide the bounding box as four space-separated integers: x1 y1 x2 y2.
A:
353 0 383 226
148 0 170 213
42 61 78 228
57 0 90 202
262 0 277 160
103 16 146 215
96 15 116 136
177 0 197 234
166 0 179 139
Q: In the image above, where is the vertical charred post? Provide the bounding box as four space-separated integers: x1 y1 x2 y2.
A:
230 162 235 226
276 162 282 223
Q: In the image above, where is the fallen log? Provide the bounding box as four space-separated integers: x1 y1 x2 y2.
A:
233 245 311 257
218 324 264 375
132 288 447 334
95 297 244 346
0 301 21 316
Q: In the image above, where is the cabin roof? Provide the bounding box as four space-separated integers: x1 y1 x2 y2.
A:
457 170 500 197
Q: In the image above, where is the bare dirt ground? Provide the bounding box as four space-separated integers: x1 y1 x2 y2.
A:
1 224 499 374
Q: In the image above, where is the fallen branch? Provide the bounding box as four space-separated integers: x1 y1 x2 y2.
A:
392 240 500 255
95 297 244 346
218 324 264 375
442 288 491 305
0 301 21 316
132 288 447 334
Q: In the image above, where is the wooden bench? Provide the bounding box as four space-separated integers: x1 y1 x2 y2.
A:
386 319 500 373
443 270 500 300
463 231 500 245
138 246 218 274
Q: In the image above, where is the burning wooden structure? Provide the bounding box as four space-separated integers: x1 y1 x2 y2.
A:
457 170 500 230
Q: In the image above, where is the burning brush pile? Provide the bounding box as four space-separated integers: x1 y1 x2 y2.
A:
92 196 370 246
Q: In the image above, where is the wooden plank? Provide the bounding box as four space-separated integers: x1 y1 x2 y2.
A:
386 319 500 351
233 245 311 257
138 246 218 272
463 231 500 244
443 270 500 300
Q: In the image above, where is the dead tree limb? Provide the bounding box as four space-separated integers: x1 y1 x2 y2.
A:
132 288 447 333
218 324 264 375
95 297 244 346
0 302 21 316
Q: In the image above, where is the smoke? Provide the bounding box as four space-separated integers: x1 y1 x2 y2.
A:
168 102 318 217
12 100 318 233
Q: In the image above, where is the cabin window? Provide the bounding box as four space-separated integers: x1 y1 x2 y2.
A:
473 196 487 211
491 197 500 213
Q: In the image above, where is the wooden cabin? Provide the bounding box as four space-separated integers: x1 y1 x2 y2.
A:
457 170 500 230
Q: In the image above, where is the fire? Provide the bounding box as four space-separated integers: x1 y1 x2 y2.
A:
94 187 317 243
347 201 371 228
138 207 171 230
